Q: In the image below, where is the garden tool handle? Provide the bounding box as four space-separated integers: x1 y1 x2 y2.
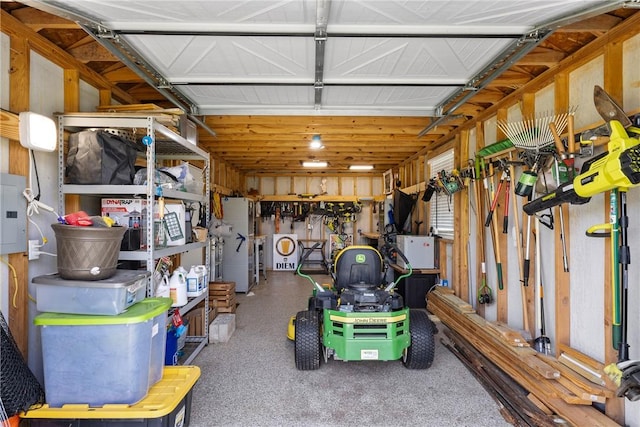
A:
550 122 566 158
568 114 576 155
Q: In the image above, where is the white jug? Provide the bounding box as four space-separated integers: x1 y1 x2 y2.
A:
169 269 187 307
156 274 171 298
186 266 200 297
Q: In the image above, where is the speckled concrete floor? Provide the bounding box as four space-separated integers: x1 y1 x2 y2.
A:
188 271 511 427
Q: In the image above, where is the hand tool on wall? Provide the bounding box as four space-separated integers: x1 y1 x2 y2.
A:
474 156 493 305
486 161 504 290
533 216 551 355
508 158 530 334
553 156 570 272
523 204 532 288
549 120 571 272
484 167 505 227
502 169 510 234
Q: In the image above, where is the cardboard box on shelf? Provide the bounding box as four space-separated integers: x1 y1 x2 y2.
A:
101 198 186 248
101 198 148 229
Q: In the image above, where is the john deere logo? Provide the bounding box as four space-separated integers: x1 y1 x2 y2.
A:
355 254 366 263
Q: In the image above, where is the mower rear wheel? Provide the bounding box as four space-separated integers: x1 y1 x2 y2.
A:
294 310 322 370
403 309 435 369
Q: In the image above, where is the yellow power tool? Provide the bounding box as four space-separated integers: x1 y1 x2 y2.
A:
524 120 640 214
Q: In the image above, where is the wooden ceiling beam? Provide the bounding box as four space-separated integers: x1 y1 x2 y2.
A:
1 10 137 104
206 130 438 140
206 115 432 127
11 7 79 31
200 137 427 144
68 42 119 63
205 148 425 155
208 126 430 136
516 47 566 66
103 67 145 83
556 14 622 32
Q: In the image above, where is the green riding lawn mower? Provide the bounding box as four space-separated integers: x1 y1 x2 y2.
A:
288 241 436 370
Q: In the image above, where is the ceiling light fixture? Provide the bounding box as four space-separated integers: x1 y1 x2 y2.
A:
302 160 328 168
309 134 324 150
349 165 374 170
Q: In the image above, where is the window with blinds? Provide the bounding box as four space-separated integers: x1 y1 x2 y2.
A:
427 150 454 239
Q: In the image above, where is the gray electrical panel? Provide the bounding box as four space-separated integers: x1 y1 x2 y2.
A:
0 173 27 254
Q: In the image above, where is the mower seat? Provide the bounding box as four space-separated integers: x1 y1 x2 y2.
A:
333 245 384 292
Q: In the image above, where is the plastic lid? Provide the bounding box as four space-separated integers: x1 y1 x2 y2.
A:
33 270 150 288
34 297 172 326
20 366 200 418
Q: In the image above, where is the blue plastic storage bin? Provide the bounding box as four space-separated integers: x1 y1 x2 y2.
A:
34 298 172 408
140 299 169 385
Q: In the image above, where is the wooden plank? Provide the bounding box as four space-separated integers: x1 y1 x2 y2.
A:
0 110 20 140
209 289 235 297
8 34 30 358
527 393 553 415
96 104 182 113
553 72 572 354
454 131 469 301
429 290 620 424
64 69 81 216
558 353 607 387
430 300 562 398
486 322 530 347
544 356 612 399
495 108 508 324
209 281 236 291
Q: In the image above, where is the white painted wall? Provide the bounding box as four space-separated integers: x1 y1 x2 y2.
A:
25 51 65 381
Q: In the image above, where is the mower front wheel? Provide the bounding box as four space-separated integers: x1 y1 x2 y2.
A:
294 310 322 370
403 309 436 369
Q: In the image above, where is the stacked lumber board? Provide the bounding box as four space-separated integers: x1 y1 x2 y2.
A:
427 286 619 427
96 104 184 131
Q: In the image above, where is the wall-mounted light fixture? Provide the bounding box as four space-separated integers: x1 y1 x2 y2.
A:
19 112 57 152
309 135 324 150
302 160 328 168
349 165 374 170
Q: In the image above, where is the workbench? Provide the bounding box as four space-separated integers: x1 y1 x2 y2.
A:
390 264 440 309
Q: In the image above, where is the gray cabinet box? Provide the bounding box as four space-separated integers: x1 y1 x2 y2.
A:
395 236 435 269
